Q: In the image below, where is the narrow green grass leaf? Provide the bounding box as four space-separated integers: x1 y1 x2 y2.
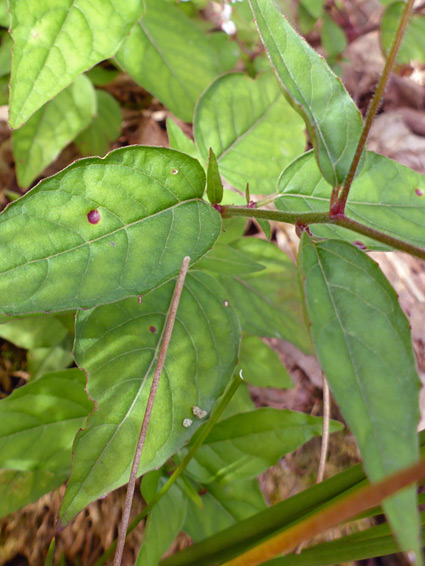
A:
277 150 425 249
248 0 363 186
75 89 122 157
8 0 143 128
299 234 421 561
12 75 96 188
0 368 93 473
185 408 342 484
194 72 305 194
0 146 220 315
59 271 240 526
115 0 219 122
206 148 224 205
215 238 312 353
240 334 293 389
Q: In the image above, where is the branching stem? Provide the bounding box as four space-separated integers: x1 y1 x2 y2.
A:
334 0 415 213
113 256 191 566
221 206 425 261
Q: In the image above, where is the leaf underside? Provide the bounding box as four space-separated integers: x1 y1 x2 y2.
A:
299 234 421 560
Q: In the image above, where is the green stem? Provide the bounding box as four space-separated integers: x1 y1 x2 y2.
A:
335 216 425 261
221 206 330 225
334 0 415 214
93 371 243 566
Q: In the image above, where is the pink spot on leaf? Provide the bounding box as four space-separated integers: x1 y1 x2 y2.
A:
415 188 423 196
353 241 367 250
87 209 100 224
149 326 157 333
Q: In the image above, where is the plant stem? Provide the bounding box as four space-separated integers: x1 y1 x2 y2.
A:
94 370 243 566
335 216 425 261
221 206 425 261
113 256 191 566
221 206 330 225
334 0 415 214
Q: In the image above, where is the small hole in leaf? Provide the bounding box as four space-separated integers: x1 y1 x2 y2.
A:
223 300 230 308
87 209 100 224
149 325 156 333
415 188 423 196
110 241 116 247
171 168 179 175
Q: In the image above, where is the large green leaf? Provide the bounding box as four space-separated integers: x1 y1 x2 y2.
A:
0 146 220 315
298 234 421 561
115 0 219 122
74 89 122 157
8 0 144 128
248 0 363 186
59 271 240 525
0 468 67 519
137 476 187 566
12 75 96 188
381 2 425 63
166 117 200 161
196 243 265 275
185 408 342 484
215 238 312 353
194 72 305 194
0 368 93 473
183 478 266 543
276 150 425 249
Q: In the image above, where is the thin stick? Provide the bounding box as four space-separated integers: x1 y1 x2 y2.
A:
296 374 331 554
94 371 243 566
113 256 191 566
317 375 330 484
334 0 415 214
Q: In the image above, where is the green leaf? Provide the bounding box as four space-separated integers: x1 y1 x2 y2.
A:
27 335 74 380
12 75 96 188
0 468 67 519
0 0 9 28
183 478 266 542
277 150 425 250
85 65 120 86
257 218 271 240
196 243 265 275
321 13 347 58
219 383 255 421
298 234 421 561
115 0 219 122
137 478 187 566
381 2 425 63
208 32 240 73
0 146 220 315
206 147 224 205
215 238 312 353
248 0 363 186
59 271 240 526
166 118 200 160
194 72 305 195
0 32 12 77
219 217 247 245
74 89 122 157
0 313 69 350
8 0 144 128
185 408 342 484
0 368 93 473
240 334 293 389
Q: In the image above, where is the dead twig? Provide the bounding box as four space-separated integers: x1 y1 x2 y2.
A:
113 256 191 566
